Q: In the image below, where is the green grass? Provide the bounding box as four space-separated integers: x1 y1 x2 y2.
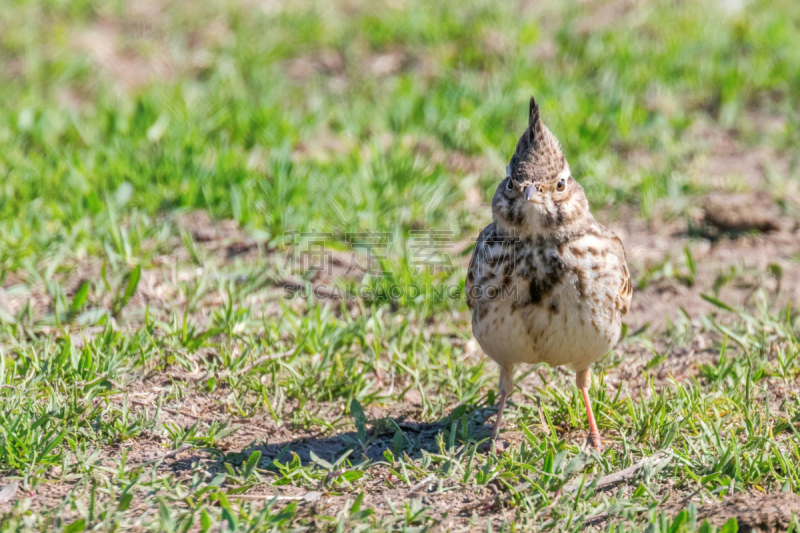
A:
1 0 800 530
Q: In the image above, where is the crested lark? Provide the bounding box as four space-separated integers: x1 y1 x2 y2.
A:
466 97 632 451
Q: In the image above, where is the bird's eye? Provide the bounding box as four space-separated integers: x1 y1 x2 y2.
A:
506 179 513 191
556 179 566 192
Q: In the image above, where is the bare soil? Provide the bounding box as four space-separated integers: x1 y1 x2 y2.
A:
3 140 800 528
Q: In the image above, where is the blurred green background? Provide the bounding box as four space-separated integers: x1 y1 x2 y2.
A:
2 0 799 273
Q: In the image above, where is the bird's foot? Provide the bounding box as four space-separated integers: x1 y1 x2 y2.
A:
585 430 602 453
492 439 507 454
480 438 509 454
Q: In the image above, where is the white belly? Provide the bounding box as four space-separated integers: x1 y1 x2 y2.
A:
471 271 617 371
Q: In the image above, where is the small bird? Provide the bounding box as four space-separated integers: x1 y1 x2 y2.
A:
466 97 632 451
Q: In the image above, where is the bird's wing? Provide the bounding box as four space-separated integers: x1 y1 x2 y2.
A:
466 223 495 310
608 233 632 316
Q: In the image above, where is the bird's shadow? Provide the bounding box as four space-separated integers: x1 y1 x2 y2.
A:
260 407 498 468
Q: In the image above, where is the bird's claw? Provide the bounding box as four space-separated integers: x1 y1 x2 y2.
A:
586 430 602 453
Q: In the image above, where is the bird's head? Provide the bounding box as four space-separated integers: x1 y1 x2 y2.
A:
492 97 591 236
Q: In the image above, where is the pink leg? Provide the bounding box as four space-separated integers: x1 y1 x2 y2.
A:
491 387 508 441
581 385 602 452
576 368 601 451
492 365 514 445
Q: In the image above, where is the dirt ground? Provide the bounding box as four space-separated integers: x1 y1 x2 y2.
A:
2 129 800 530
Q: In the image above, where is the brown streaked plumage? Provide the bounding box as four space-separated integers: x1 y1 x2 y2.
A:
466 96 632 451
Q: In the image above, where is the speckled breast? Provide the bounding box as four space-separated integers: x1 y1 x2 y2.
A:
469 232 625 372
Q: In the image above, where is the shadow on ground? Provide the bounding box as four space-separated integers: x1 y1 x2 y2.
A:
260 409 498 466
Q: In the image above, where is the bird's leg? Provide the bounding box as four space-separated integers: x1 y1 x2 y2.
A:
576 369 602 452
491 388 508 442
492 365 514 447
581 386 602 452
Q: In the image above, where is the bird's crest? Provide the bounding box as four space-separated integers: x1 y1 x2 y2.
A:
508 97 565 183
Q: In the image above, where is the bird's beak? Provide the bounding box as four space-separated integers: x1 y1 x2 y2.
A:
524 184 541 202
